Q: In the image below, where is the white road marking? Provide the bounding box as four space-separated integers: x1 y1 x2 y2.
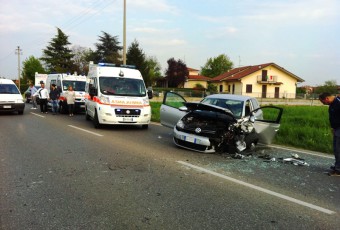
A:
68 125 103 137
266 144 333 159
177 160 335 215
31 112 45 118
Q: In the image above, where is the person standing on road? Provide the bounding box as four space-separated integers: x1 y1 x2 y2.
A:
27 83 38 109
49 84 60 115
65 85 76 116
319 92 340 176
34 81 49 114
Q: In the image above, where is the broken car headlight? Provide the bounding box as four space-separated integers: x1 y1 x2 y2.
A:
176 120 185 129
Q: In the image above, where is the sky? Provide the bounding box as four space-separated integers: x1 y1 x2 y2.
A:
0 0 339 86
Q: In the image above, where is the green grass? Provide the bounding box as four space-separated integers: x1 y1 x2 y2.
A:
150 102 333 154
273 105 332 153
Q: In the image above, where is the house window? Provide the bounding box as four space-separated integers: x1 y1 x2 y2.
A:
219 85 223 92
246 84 252 93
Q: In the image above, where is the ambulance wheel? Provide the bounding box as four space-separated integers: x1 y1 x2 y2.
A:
85 109 91 121
59 103 67 114
93 111 101 129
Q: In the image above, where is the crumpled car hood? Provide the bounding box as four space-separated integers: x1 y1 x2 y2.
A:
185 102 235 119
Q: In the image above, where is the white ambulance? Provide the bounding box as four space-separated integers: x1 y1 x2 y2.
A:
46 73 87 113
85 62 153 129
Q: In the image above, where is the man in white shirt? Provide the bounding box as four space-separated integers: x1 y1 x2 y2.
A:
34 81 49 113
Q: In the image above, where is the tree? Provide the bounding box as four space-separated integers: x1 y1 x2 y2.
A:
165 58 188 88
144 56 162 87
41 27 74 73
314 80 338 94
201 54 233 78
71 45 93 75
207 83 218 94
94 31 122 63
126 39 146 69
21 56 45 85
126 40 162 86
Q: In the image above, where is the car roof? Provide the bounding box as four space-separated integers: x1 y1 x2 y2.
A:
0 78 16 84
205 94 254 102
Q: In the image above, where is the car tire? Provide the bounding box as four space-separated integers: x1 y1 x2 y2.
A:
93 111 101 129
85 108 91 121
141 124 148 129
59 102 67 114
18 110 24 115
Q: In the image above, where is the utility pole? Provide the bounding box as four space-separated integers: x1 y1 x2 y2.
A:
15 46 22 91
123 0 126 65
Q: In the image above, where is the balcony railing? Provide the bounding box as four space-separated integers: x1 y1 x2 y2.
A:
257 75 278 83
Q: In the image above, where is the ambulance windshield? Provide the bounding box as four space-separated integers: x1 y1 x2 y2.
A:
62 81 86 91
99 77 146 97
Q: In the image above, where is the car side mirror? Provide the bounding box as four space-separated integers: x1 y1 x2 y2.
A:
89 87 97 98
178 106 188 112
147 89 153 99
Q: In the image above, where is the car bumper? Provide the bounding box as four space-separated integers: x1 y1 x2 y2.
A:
97 106 151 125
75 101 85 109
173 128 215 153
0 103 25 112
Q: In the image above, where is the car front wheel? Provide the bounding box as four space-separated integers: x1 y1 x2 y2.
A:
85 109 91 121
93 111 101 129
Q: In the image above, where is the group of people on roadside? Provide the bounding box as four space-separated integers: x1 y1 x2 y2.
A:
26 81 76 116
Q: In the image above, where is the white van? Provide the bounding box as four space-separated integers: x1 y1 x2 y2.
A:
0 78 25 114
85 62 153 129
46 73 87 113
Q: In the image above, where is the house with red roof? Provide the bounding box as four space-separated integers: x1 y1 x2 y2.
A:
183 67 211 89
210 63 304 98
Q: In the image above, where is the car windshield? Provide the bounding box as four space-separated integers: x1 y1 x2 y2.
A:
62 81 86 91
201 98 244 118
99 77 146 97
0 84 20 94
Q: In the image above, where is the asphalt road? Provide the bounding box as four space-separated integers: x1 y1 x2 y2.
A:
0 106 339 229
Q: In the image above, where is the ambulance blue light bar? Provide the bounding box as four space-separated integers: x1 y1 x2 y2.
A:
97 63 136 69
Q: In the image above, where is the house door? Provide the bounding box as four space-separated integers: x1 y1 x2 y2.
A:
219 85 223 92
262 70 268 81
232 84 235 94
262 85 267 98
275 87 280 98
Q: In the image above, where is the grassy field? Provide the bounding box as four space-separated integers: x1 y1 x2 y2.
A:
150 102 333 154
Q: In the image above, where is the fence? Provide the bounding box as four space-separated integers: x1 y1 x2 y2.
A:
151 88 323 105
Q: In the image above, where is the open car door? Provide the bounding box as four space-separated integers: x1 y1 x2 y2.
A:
252 106 283 145
160 92 188 128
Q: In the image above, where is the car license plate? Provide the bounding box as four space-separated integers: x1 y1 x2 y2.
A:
181 135 200 144
80 105 85 108
3 105 11 108
123 117 133 122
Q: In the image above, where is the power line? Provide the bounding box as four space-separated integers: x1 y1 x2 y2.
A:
20 0 118 55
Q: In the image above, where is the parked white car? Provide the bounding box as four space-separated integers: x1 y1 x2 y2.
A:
0 78 25 115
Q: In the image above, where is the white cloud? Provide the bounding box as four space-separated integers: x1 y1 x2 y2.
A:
129 0 178 13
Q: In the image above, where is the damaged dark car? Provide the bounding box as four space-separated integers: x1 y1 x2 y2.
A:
160 92 283 154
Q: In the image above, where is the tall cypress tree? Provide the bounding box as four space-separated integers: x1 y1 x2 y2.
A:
41 27 74 73
94 31 122 64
